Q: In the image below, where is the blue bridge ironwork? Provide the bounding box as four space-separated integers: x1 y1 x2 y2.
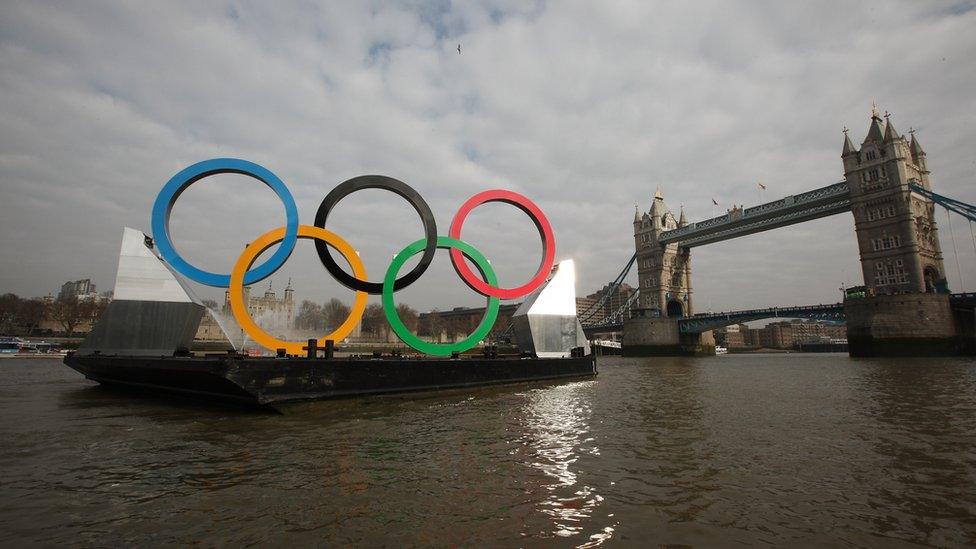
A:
908 182 976 223
675 303 846 333
582 302 846 335
658 182 851 247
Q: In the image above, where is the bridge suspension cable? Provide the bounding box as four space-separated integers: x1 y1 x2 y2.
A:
970 220 975 256
588 288 641 328
946 207 964 290
578 251 637 325
909 181 976 222
911 180 976 290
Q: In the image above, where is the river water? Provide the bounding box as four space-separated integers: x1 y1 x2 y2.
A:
1 354 975 547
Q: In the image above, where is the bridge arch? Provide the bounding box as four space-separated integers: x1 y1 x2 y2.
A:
666 299 684 317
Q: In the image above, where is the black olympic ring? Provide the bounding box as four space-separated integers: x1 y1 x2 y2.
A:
313 175 438 294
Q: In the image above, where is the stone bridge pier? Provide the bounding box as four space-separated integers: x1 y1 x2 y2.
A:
622 314 715 356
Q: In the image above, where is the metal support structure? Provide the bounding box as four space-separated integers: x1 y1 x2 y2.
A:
909 182 976 223
577 251 637 325
585 288 640 329
910 181 976 290
676 303 846 334
659 182 851 247
581 302 847 336
606 289 641 324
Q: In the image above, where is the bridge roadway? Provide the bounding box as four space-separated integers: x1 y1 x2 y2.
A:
658 181 851 247
582 303 846 335
582 293 975 336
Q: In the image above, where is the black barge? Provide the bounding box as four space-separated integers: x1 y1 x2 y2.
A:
64 353 597 410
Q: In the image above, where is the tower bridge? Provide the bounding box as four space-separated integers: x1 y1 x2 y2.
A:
578 109 976 356
658 182 852 248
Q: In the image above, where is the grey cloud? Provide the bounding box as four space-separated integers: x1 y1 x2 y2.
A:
1 0 974 311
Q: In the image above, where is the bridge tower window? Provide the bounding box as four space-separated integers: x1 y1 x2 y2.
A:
874 260 908 287
867 204 898 221
871 235 901 251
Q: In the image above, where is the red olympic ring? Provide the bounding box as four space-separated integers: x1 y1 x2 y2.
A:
449 189 556 300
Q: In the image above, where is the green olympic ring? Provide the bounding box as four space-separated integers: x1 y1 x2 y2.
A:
383 236 500 356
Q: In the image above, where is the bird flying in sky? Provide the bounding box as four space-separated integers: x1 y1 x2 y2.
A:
457 43 461 54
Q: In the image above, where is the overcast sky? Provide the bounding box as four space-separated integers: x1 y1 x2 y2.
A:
2 1 975 313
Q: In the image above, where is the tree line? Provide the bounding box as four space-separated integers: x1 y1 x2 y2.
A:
420 309 500 341
0 293 108 338
294 298 420 339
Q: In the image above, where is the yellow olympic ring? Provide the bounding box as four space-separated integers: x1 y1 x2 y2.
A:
229 225 367 355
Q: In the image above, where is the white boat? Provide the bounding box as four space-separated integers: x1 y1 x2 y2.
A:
715 346 728 355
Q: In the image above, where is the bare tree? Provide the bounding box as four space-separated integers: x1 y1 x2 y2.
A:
361 303 387 338
49 295 85 337
322 298 351 330
85 299 108 328
295 300 324 330
0 293 20 335
444 316 464 342
422 310 444 341
201 298 219 310
18 299 47 336
395 303 419 332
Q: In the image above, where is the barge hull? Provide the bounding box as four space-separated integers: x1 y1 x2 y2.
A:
64 354 597 408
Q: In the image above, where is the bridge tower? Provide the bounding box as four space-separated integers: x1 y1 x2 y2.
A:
622 189 712 356
843 108 947 294
843 108 960 356
633 189 692 317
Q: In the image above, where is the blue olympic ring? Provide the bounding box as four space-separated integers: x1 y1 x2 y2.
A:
150 158 300 287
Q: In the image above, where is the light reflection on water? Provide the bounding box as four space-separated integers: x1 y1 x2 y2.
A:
516 381 616 546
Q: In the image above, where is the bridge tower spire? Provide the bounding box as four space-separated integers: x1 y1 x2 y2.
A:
909 128 928 174
843 108 946 294
634 189 693 317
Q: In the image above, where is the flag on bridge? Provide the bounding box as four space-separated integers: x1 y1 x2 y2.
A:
757 182 767 190
711 198 719 205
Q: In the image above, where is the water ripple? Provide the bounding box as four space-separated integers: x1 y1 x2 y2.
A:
2 356 976 546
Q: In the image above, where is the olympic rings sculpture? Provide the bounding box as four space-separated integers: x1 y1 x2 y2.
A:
151 158 555 357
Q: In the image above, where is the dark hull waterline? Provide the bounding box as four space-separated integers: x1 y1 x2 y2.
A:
63 353 598 410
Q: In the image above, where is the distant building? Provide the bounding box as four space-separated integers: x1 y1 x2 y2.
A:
221 280 295 340
778 320 847 346
58 279 99 301
578 282 636 324
757 322 794 349
716 323 748 348
194 309 230 342
576 296 598 320
715 320 846 350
